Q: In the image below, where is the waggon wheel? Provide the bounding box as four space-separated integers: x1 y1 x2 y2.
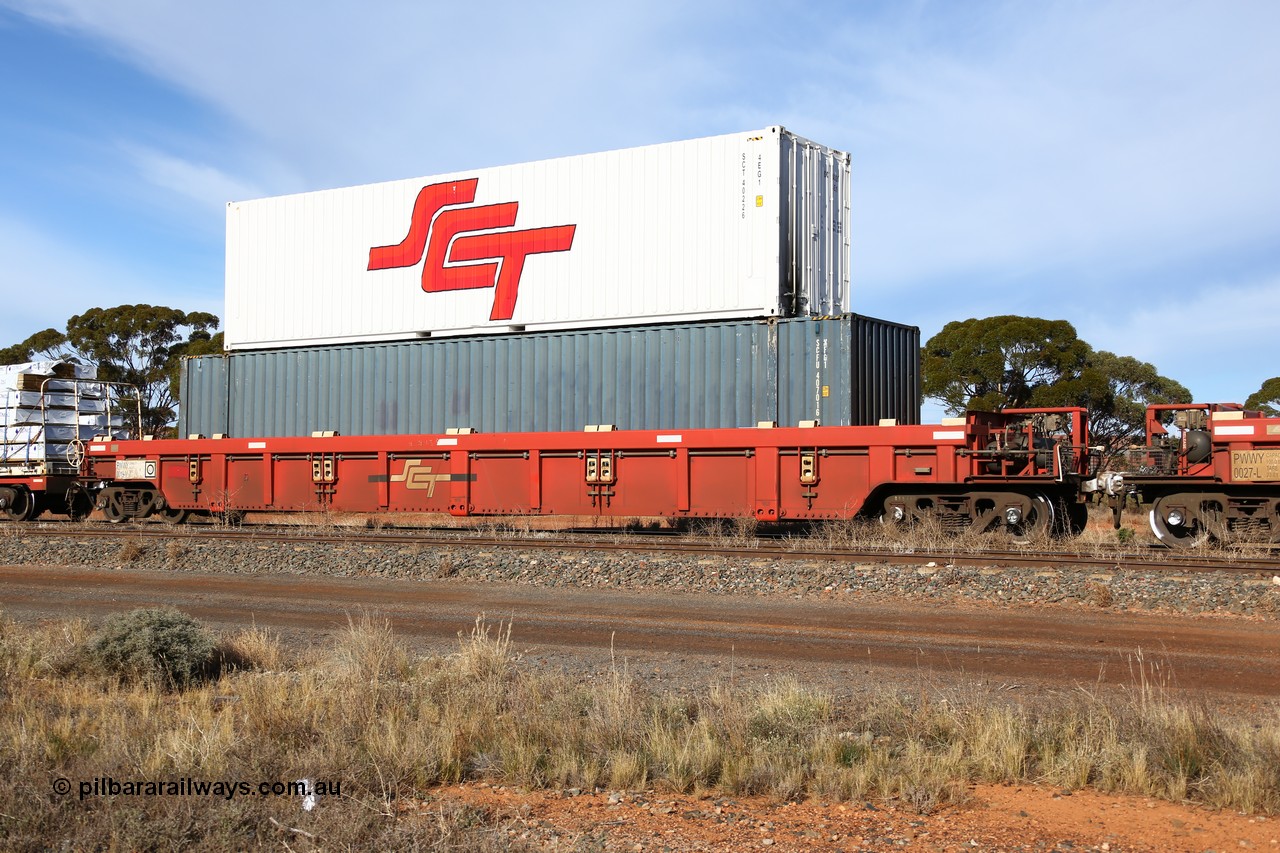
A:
879 494 928 530
1148 495 1210 549
27 496 46 521
158 506 189 525
995 493 1054 545
101 502 126 523
1 488 37 522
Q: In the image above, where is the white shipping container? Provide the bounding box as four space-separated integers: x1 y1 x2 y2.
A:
225 127 850 350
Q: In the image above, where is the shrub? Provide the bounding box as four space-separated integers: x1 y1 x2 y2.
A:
117 537 145 563
1087 580 1115 608
88 607 216 689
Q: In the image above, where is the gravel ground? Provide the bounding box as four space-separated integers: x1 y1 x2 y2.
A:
4 528 1278 619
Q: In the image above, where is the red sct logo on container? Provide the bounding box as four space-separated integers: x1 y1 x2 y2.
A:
368 179 577 321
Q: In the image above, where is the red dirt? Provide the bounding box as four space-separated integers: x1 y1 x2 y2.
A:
422 782 1279 851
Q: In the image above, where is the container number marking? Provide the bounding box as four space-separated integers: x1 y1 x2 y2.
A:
1230 449 1280 482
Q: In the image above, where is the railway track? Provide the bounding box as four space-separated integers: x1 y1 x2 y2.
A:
7 518 1280 575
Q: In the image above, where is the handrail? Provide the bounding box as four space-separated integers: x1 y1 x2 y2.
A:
33 378 144 473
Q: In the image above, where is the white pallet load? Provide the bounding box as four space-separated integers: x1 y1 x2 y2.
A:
6 390 108 410
0 361 128 474
0 360 96 388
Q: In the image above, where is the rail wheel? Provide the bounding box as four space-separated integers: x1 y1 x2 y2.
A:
1 487 36 522
27 496 47 521
101 502 127 523
1148 494 1214 548
158 506 189 525
879 494 930 530
988 493 1055 545
880 496 910 529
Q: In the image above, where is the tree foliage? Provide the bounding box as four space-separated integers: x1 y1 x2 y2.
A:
922 315 1191 453
1246 377 1280 415
921 316 1092 413
0 328 80 364
1072 350 1193 452
1 305 220 435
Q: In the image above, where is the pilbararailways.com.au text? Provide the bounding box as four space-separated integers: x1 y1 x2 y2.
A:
54 777 342 801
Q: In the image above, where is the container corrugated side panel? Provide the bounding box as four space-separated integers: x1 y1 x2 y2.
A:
776 317 840 427
850 314 921 425
182 315 919 438
178 356 228 438
773 316 920 428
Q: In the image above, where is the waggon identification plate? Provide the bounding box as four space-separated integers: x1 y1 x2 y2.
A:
1230 449 1280 482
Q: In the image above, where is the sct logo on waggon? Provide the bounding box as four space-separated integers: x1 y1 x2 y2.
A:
367 178 576 321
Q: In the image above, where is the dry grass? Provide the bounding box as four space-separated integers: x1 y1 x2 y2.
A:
164 540 186 568
798 512 997 557
2 612 1277 850
1086 579 1115 608
184 499 1280 567
116 537 146 563
690 517 762 548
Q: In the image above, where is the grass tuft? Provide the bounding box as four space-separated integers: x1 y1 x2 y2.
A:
117 537 146 563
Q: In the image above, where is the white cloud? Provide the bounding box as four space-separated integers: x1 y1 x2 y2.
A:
122 144 262 206
4 0 718 189
21 1 1278 264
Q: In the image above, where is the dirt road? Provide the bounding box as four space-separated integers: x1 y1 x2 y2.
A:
3 563 1277 700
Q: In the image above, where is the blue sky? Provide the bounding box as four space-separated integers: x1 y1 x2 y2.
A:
1 0 1278 411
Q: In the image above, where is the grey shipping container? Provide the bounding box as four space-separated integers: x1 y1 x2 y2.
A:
179 315 919 439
